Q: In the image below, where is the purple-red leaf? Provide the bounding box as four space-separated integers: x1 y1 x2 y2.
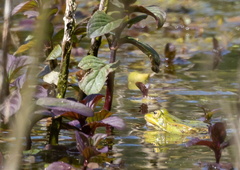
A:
86 110 113 123
75 131 89 154
96 146 108 153
12 0 38 16
0 90 22 123
7 55 31 79
60 111 86 120
101 116 125 130
82 147 100 161
75 131 108 160
34 110 54 117
36 97 94 117
210 122 226 144
10 73 26 89
81 94 105 110
92 133 107 146
34 85 48 99
85 116 125 134
186 122 229 164
23 11 39 18
45 161 76 170
186 138 213 148
67 120 81 129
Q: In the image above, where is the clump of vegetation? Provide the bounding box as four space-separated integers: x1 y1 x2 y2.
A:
0 0 166 168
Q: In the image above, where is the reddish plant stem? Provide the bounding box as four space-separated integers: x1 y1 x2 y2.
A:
104 48 117 111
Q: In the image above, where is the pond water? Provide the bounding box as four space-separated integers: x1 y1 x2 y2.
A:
1 0 240 169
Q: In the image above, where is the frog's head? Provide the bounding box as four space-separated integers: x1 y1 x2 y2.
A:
144 109 169 131
144 109 208 134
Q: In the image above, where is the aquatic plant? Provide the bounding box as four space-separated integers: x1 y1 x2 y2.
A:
186 122 231 164
78 0 166 110
0 0 166 168
0 54 31 123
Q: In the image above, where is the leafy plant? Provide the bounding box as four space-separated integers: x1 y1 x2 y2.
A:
186 122 231 164
0 54 31 123
197 104 220 123
78 0 166 110
22 91 124 168
1 0 166 168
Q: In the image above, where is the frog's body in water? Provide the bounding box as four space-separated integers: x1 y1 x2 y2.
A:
144 109 208 135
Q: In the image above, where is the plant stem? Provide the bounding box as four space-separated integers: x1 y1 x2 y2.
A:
87 0 107 56
49 0 76 145
87 36 102 56
57 0 76 98
103 21 124 110
104 43 117 111
0 0 10 105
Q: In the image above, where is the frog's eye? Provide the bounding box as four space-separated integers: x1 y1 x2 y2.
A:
153 111 160 118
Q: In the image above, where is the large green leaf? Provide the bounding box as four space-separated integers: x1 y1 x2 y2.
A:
131 5 166 29
78 55 106 70
87 11 125 38
46 45 62 61
78 55 120 95
119 36 160 73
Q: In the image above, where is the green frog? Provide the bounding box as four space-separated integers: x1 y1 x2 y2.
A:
144 109 208 135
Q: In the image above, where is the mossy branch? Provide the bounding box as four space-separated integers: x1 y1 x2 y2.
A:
57 0 77 98
49 0 77 145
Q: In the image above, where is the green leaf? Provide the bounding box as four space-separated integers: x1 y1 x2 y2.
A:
119 37 160 73
78 56 120 95
12 0 38 15
46 45 62 61
23 149 41 155
52 29 64 44
43 71 59 85
47 7 58 18
78 55 106 70
74 18 88 35
127 15 148 28
14 40 35 55
87 11 125 38
132 5 166 29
